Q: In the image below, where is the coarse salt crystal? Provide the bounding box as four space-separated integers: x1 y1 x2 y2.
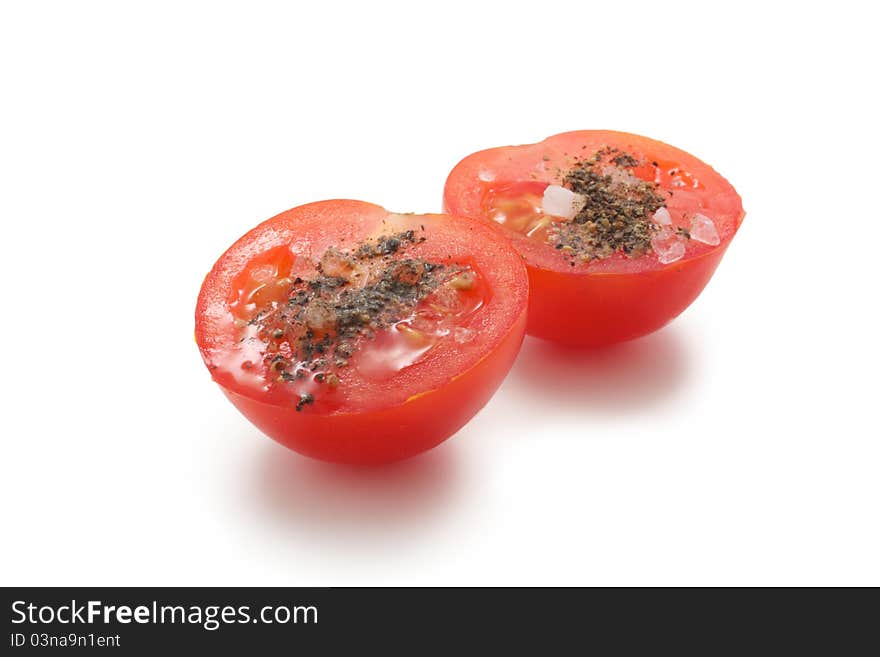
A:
542 185 586 219
690 213 720 245
652 207 672 226
601 165 640 186
651 228 686 264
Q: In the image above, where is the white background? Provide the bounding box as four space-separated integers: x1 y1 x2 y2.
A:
2 1 877 586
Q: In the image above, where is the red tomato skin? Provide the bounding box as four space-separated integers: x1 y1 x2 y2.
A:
221 309 525 464
196 200 529 465
443 130 745 347
525 245 729 346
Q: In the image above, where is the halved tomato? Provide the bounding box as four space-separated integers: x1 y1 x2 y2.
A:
444 130 745 346
195 200 528 464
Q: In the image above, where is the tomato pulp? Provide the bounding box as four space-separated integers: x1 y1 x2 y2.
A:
443 130 744 346
195 200 528 464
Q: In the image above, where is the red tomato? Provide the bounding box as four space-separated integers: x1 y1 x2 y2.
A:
443 130 745 346
196 200 528 464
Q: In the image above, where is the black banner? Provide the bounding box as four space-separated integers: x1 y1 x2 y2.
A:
1 587 875 653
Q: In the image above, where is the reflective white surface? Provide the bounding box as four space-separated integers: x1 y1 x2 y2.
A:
1 0 877 586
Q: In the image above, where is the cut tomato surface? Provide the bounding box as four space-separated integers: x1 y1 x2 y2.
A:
444 130 744 346
196 200 528 464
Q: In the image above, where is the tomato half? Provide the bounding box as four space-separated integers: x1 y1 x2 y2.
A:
195 200 528 464
443 130 744 346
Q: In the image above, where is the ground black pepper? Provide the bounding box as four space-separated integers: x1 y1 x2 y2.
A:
551 148 668 261
295 393 315 412
241 230 471 407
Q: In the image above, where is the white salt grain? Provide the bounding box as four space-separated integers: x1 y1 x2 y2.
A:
651 228 686 264
542 185 586 219
652 207 672 226
601 165 640 186
690 213 720 245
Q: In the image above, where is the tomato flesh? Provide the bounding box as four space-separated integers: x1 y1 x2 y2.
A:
443 130 744 345
196 200 528 464
221 242 489 414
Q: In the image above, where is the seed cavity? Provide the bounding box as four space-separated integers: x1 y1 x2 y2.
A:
235 229 478 409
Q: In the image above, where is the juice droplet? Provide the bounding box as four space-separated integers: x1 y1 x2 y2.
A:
351 265 487 381
354 322 438 381
483 181 564 243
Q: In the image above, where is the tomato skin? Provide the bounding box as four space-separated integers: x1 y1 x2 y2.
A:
196 200 528 464
526 244 729 345
443 130 745 346
221 309 525 464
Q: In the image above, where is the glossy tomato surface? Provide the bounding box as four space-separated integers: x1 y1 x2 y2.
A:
444 130 744 346
196 200 528 464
